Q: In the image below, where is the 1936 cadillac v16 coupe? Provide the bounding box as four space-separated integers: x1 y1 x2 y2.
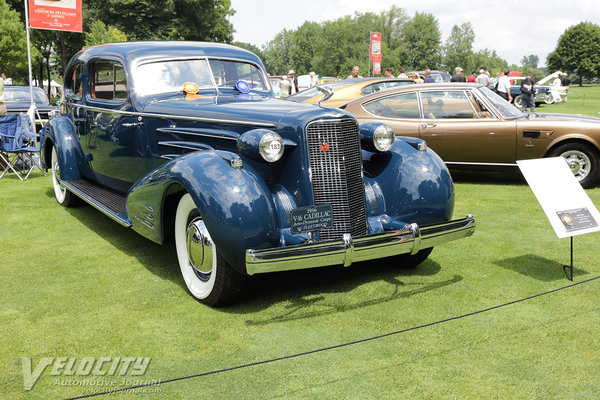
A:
42 42 475 306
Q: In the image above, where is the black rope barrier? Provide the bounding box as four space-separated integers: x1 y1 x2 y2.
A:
65 274 600 399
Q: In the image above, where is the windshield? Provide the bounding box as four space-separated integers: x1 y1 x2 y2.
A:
135 58 270 96
5 87 49 104
478 87 524 119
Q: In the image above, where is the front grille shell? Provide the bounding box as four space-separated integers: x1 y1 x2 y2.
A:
306 119 367 241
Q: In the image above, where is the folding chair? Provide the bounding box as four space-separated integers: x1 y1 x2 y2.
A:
0 114 46 180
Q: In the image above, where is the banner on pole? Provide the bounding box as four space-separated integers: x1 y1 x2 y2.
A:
370 32 382 75
28 0 82 33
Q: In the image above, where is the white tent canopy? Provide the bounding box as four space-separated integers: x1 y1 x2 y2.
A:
32 79 61 97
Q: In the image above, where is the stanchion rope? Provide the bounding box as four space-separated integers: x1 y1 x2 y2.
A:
65 274 600 400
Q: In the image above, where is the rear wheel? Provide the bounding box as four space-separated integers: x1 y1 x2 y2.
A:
175 193 244 306
51 146 77 207
547 143 600 188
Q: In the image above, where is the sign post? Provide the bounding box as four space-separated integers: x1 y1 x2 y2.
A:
517 157 600 280
369 32 382 76
25 0 82 127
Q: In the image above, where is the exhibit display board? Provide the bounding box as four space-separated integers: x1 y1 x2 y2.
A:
517 157 600 239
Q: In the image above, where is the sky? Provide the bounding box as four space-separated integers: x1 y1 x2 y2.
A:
229 0 599 70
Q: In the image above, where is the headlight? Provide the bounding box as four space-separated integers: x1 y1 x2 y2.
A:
359 122 395 152
373 124 395 152
237 129 285 163
259 132 284 162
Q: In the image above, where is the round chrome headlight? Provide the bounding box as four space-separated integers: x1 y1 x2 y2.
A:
373 124 395 152
259 132 284 162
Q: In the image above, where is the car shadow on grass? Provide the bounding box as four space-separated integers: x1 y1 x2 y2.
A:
229 259 463 325
46 188 463 317
449 168 527 186
45 188 184 288
494 253 589 281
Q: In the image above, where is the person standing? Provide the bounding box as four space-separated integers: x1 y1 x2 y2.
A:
560 73 571 103
0 77 6 115
476 69 490 87
423 69 435 83
397 68 408 78
384 68 394 77
288 70 298 94
309 71 319 87
520 71 536 113
496 69 512 102
347 66 362 79
450 67 466 82
467 71 477 82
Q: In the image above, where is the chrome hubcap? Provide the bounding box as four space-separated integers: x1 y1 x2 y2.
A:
186 218 214 282
562 150 590 180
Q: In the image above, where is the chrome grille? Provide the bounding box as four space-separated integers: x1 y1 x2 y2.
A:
306 119 367 241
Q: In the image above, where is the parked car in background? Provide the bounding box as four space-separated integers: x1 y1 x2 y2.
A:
268 75 286 98
407 70 451 83
42 42 475 306
3 86 58 129
286 77 415 107
490 76 553 107
343 83 600 188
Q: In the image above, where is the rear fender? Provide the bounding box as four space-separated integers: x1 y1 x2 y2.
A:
42 116 91 180
127 151 279 272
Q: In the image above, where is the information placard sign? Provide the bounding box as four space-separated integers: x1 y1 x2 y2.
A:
517 157 600 239
29 0 82 33
290 204 333 234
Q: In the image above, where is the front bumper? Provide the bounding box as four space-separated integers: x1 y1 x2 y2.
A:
245 215 475 275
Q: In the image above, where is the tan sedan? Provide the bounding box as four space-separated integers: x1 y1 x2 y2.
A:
343 83 600 188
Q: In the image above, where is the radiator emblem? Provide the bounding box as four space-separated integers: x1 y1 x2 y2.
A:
320 143 330 152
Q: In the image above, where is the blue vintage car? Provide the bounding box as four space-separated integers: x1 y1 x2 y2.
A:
42 42 475 306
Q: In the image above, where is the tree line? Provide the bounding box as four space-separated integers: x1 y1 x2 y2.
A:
1 0 599 94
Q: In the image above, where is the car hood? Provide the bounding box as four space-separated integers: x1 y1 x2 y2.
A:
529 113 600 123
6 101 57 112
139 93 349 129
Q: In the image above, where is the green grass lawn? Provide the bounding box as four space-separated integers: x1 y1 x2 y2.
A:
534 83 600 116
2 87 600 399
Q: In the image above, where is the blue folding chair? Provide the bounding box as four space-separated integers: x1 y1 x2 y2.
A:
0 114 46 180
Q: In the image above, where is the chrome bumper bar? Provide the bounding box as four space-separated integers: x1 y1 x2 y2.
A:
245 215 475 275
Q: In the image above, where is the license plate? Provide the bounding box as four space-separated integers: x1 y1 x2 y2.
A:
290 204 333 234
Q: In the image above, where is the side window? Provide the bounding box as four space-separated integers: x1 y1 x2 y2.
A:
421 90 477 119
466 91 494 118
363 92 419 119
65 63 83 98
89 61 127 101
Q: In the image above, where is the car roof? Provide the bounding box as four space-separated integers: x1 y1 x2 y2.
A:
287 77 414 102
71 41 264 69
343 82 485 105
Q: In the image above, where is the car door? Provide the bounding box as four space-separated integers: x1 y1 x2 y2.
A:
418 89 517 164
348 91 421 138
83 59 148 192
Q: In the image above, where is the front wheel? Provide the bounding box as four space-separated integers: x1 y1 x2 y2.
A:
547 143 600 188
513 95 522 108
543 93 554 104
175 193 244 306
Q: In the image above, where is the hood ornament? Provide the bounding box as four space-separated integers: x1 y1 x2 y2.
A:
316 86 334 106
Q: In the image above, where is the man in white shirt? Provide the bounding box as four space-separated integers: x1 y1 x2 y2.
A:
496 69 512 102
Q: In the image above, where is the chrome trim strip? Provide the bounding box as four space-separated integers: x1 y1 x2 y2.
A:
67 103 276 128
246 215 475 275
445 161 518 167
61 180 132 227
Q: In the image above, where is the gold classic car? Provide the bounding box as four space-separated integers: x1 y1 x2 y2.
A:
286 77 415 108
342 83 600 188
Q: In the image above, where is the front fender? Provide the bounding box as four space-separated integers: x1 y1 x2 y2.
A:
127 151 279 271
42 116 91 180
363 138 455 225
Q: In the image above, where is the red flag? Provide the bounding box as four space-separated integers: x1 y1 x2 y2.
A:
29 0 82 33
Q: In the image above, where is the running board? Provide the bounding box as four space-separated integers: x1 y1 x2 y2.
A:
61 179 132 227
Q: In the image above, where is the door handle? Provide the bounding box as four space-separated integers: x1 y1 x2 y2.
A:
421 123 437 129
